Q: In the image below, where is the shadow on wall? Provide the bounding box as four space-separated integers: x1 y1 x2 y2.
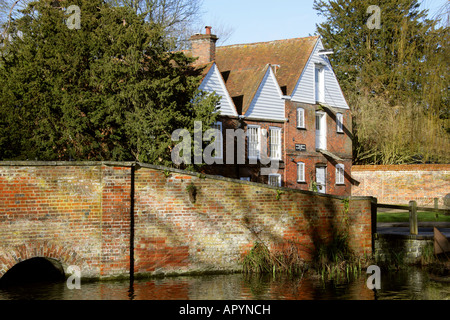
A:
303 195 347 263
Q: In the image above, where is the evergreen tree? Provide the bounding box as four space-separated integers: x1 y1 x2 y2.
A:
0 0 220 167
314 0 449 164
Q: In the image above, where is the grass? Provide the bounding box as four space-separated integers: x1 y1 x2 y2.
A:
377 211 450 223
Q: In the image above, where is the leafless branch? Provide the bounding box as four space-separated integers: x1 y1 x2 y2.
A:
1 0 21 40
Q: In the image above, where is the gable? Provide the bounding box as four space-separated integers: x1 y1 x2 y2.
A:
198 63 238 117
245 65 285 121
215 36 318 113
291 39 349 109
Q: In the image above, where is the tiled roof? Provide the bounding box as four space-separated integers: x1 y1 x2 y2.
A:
215 36 319 114
222 64 269 115
198 61 215 80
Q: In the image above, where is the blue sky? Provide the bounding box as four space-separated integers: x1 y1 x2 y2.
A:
199 0 449 46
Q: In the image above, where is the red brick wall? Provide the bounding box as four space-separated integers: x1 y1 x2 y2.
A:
100 166 132 277
352 164 450 207
134 164 372 276
283 101 353 196
0 162 373 280
0 165 105 278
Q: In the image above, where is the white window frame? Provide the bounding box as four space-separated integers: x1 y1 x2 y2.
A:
336 113 344 133
315 111 327 150
315 64 325 103
297 107 305 129
297 162 305 183
336 164 345 185
247 125 260 160
268 174 282 187
269 127 282 161
212 122 223 159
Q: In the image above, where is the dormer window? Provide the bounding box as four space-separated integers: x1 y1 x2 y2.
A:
315 64 325 103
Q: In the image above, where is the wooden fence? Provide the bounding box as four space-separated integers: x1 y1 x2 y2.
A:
373 199 450 236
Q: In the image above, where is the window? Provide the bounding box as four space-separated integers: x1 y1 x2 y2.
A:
315 112 327 150
297 108 305 129
240 177 251 181
247 125 260 159
316 166 327 194
268 174 281 187
297 162 305 183
315 65 325 103
336 164 345 185
269 127 282 160
336 113 344 133
212 122 223 159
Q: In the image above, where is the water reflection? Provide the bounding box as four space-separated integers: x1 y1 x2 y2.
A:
0 268 448 300
378 269 450 300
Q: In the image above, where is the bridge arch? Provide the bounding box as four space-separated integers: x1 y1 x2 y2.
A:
0 257 65 287
0 241 81 283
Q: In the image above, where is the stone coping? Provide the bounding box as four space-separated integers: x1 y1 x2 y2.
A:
353 164 450 172
375 227 450 240
375 232 435 240
0 161 374 202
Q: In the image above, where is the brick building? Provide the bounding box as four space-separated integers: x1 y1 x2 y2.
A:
187 27 353 196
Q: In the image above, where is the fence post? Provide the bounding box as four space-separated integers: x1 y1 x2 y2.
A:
371 197 377 234
434 198 439 219
409 200 418 235
371 197 378 254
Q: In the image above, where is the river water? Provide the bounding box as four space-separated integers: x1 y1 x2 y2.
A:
0 267 449 300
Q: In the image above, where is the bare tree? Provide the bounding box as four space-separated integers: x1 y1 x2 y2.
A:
208 21 234 46
1 0 234 48
0 0 30 40
108 0 235 49
108 0 203 46
435 1 449 27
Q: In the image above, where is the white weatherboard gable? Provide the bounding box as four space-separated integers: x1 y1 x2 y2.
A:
199 63 238 117
291 39 349 109
245 66 286 121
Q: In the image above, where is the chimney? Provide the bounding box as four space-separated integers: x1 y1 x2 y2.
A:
189 26 219 65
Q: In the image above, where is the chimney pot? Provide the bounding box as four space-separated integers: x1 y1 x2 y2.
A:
205 26 212 35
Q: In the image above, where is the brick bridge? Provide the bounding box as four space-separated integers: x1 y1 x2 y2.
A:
0 162 373 282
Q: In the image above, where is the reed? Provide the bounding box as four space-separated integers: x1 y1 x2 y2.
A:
242 232 372 281
242 242 306 276
312 231 370 282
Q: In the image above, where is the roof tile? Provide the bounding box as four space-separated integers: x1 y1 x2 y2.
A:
215 36 318 114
